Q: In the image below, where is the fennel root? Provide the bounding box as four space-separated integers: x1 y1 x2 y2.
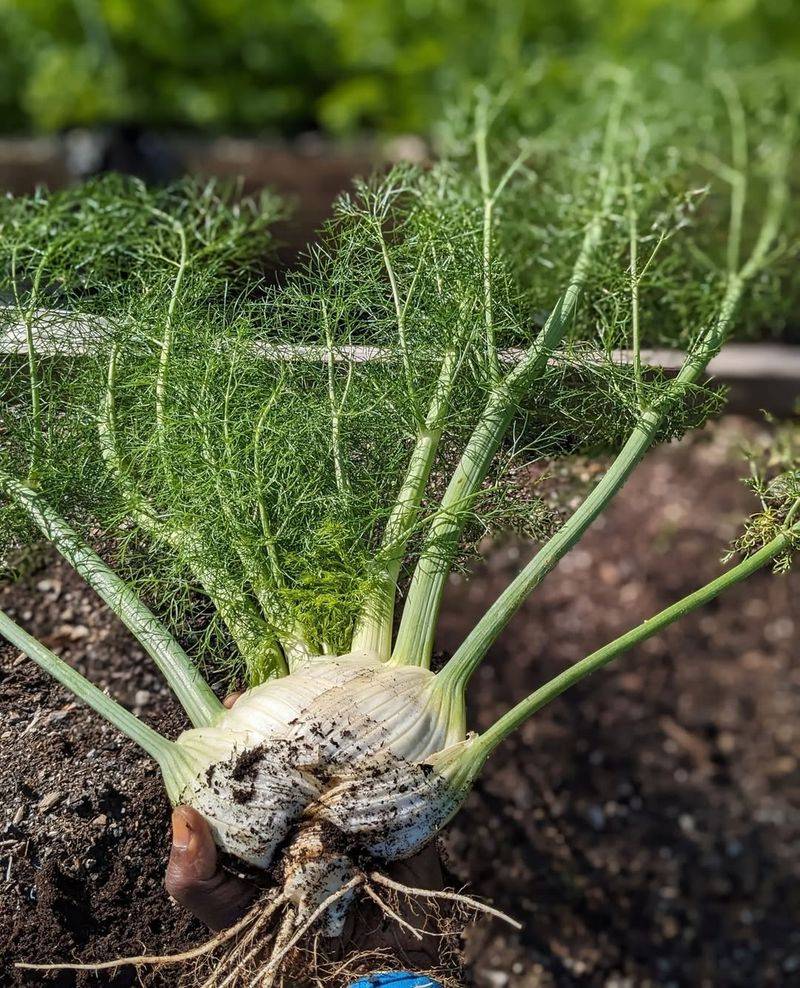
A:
18 865 516 985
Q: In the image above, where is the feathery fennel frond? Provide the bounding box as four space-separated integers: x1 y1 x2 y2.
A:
1 63 796 687
726 418 800 573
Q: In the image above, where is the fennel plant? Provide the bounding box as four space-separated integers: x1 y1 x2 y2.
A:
0 67 798 984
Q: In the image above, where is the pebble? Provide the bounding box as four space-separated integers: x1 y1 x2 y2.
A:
91 814 108 828
483 972 510 988
38 791 62 813
134 689 151 708
587 804 606 830
661 915 680 938
717 731 737 754
765 618 793 643
55 623 90 640
599 561 619 584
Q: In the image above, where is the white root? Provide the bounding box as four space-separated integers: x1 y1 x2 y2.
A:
363 883 424 941
200 894 288 988
211 905 296 988
256 908 297 988
260 875 365 979
370 872 522 930
15 900 264 972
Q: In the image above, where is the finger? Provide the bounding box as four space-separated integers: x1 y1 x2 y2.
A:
223 691 244 709
166 806 257 931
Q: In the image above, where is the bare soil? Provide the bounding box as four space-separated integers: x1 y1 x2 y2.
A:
1 416 799 987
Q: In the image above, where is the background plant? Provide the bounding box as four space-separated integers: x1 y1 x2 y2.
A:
0 0 798 136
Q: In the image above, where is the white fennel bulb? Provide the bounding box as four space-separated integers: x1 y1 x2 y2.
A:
166 652 472 931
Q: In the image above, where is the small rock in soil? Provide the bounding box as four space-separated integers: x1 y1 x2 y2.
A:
37 791 62 813
483 972 510 987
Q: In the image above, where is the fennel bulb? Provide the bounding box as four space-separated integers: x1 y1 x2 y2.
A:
173 653 470 932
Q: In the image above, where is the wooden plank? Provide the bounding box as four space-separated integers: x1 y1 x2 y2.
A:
1 309 798 414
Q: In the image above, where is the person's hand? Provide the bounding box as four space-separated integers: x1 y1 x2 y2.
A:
166 804 258 931
165 692 255 931
165 692 444 964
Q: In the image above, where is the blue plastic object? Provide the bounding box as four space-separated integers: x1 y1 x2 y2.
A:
348 974 444 988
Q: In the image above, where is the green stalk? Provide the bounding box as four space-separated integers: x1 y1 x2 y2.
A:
322 297 351 494
438 119 790 694
10 248 50 485
391 101 623 670
437 274 744 693
475 95 500 385
624 163 644 407
22 300 42 484
475 98 530 386
0 609 191 801
376 220 418 421
468 518 800 768
0 471 223 727
714 72 748 276
351 344 462 659
253 382 287 587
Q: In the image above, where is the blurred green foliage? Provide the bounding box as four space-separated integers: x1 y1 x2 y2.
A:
0 0 797 135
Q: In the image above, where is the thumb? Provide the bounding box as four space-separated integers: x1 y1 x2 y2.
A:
167 805 218 884
165 806 257 931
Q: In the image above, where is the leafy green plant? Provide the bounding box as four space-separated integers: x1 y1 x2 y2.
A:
1 0 799 135
0 66 798 983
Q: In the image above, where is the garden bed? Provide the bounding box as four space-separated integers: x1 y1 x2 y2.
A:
2 415 798 987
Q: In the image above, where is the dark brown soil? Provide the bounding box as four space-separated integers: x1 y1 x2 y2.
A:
0 567 204 986
1 416 799 987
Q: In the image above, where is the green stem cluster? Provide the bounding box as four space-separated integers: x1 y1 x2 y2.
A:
436 93 791 697
351 342 463 659
387 94 625 669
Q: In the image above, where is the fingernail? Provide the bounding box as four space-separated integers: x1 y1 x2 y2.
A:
172 808 193 850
